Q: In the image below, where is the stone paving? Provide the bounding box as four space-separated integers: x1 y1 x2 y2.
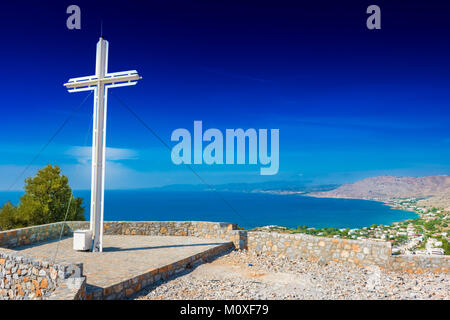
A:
14 235 231 294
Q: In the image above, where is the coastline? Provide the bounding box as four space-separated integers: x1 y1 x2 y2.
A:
250 191 448 256
251 189 420 226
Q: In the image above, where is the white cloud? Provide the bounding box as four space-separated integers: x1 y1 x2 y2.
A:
66 146 139 164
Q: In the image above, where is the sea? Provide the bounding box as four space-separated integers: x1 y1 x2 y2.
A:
0 190 418 230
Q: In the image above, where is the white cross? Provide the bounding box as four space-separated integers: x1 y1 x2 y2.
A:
64 37 141 252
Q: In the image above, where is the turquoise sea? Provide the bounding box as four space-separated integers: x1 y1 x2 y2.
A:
0 190 417 229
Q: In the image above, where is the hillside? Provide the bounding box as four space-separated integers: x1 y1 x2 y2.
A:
309 175 450 209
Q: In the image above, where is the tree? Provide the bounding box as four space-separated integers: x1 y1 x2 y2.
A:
16 165 85 226
0 201 26 230
440 238 450 255
424 221 437 232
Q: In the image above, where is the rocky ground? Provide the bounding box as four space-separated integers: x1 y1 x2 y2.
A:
132 249 449 300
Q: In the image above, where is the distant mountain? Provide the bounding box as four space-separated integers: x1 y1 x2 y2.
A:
309 175 450 206
155 180 340 194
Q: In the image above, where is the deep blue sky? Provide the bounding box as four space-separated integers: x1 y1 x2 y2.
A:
1 0 449 190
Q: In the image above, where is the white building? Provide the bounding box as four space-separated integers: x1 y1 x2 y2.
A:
427 248 444 255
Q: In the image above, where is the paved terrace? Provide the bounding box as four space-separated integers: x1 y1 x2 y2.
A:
14 235 232 299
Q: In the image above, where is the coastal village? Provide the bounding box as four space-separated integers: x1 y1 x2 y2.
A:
381 199 449 256
255 198 449 256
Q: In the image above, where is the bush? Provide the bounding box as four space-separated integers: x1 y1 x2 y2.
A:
0 202 25 230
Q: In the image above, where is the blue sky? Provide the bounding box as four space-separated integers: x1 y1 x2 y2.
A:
1 0 449 190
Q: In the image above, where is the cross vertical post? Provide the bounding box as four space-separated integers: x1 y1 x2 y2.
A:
91 38 107 252
64 37 141 252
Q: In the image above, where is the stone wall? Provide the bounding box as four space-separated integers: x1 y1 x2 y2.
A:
101 221 243 248
0 221 87 249
0 248 83 300
243 231 449 273
0 221 242 250
390 254 449 274
245 231 393 268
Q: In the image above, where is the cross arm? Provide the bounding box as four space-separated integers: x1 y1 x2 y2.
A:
64 74 99 92
64 70 141 92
